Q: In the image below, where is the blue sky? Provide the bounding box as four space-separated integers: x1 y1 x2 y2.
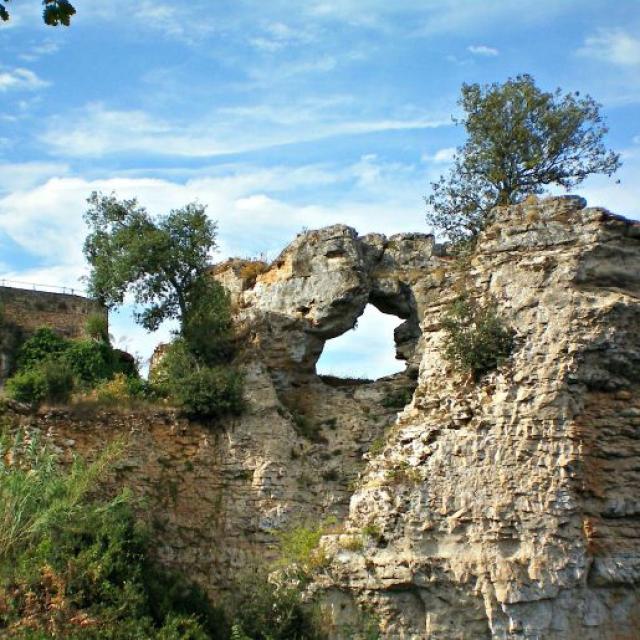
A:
1 0 639 377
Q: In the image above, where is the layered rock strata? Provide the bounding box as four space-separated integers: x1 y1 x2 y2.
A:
317 196 640 639
4 195 639 640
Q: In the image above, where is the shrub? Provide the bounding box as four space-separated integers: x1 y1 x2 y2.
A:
368 436 386 457
238 260 269 288
156 340 244 421
380 388 413 409
84 312 109 341
223 566 325 640
62 338 121 385
278 522 328 575
92 372 149 405
182 279 235 366
5 360 74 406
16 327 68 370
440 296 514 379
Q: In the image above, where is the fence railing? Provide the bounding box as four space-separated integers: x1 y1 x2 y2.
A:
0 279 87 297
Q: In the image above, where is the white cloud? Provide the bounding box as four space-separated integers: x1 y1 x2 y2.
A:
0 162 69 194
578 29 640 66
467 45 499 56
40 101 450 158
423 147 456 164
0 67 49 92
249 21 317 51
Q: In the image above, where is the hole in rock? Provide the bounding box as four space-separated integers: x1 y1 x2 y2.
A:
316 305 405 380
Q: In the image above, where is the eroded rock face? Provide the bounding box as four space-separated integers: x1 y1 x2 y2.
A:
212 224 441 380
7 196 639 640
317 196 640 639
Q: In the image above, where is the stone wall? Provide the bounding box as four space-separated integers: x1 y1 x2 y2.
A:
0 286 106 379
5 362 414 596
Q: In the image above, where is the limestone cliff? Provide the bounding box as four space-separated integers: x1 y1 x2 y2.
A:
317 196 640 639
5 195 639 639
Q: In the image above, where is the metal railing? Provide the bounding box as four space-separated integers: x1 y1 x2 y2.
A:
0 278 87 296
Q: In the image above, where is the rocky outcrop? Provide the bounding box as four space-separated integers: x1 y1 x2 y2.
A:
5 195 639 640
317 196 640 639
211 224 443 381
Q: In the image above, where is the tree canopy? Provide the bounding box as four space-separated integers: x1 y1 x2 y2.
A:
426 74 621 242
0 0 76 25
83 192 219 334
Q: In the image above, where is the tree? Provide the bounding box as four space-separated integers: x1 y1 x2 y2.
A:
83 192 220 334
426 74 621 242
0 0 76 25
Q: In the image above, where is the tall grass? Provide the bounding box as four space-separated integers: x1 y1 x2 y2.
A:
0 428 123 563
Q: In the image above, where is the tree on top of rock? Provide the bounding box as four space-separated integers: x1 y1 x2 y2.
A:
426 74 621 243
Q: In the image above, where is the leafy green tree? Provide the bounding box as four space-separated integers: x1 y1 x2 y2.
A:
0 0 76 25
426 74 621 242
83 192 220 334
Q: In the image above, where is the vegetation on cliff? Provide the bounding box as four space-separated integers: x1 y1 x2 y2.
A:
441 296 514 379
0 425 339 639
4 327 138 408
83 193 244 422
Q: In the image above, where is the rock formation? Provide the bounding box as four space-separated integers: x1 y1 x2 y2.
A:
317 196 640 639
5 195 639 639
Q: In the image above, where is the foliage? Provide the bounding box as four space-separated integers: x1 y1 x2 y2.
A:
84 192 218 333
380 387 413 409
85 313 109 342
182 278 235 366
91 373 149 405
0 305 23 379
426 74 621 241
223 566 325 640
4 360 74 406
155 340 244 422
0 0 76 25
277 522 328 575
62 339 126 385
0 429 226 639
5 327 140 407
440 297 514 379
16 328 67 372
368 436 386 457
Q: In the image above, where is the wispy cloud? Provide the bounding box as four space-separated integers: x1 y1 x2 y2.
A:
19 40 60 62
0 67 49 92
40 101 450 158
578 29 640 66
249 21 317 51
467 44 499 57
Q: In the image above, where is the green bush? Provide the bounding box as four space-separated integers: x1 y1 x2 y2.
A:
5 360 74 406
62 338 119 385
223 566 324 640
15 327 68 371
85 312 109 341
7 328 141 407
155 340 244 421
380 388 413 409
441 296 514 379
183 279 234 366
